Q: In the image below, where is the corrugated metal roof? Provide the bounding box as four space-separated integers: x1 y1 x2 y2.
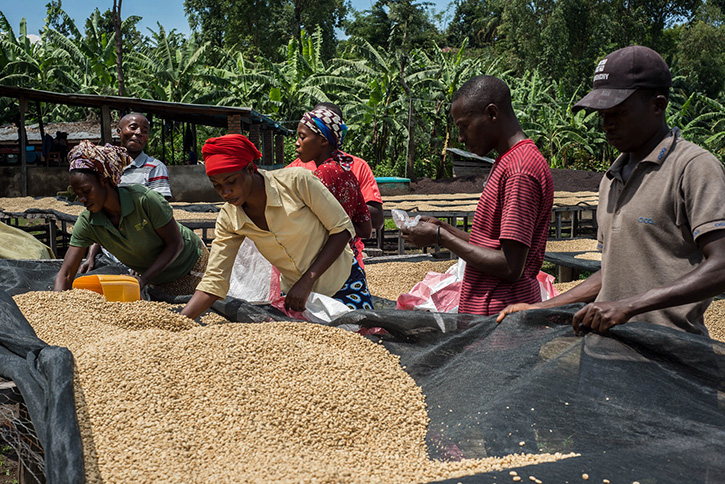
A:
0 85 291 135
446 147 495 164
0 121 120 144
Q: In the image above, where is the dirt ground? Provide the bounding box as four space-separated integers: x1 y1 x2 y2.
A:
410 168 603 194
0 452 17 484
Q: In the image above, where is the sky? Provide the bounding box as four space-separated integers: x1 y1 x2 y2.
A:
1 0 454 39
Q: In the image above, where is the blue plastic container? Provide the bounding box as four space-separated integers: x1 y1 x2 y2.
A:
375 176 411 195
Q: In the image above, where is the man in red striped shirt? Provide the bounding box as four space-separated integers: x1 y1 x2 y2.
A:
402 75 554 316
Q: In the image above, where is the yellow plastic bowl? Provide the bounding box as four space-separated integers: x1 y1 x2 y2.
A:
72 274 141 302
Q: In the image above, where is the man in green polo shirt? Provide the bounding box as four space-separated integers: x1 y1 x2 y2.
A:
498 45 725 336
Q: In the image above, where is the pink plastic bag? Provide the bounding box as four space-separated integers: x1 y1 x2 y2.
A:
396 259 558 312
396 262 463 312
270 296 306 320
537 271 558 301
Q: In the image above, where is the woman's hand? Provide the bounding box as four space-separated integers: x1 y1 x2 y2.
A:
129 270 148 289
288 230 351 313
54 246 87 291
181 290 220 320
138 218 185 286
285 278 314 312
79 243 102 273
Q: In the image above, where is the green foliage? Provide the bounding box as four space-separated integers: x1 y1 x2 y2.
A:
83 7 144 47
447 0 503 49
674 4 725 97
0 444 18 484
1 1 725 176
184 0 345 61
345 0 443 51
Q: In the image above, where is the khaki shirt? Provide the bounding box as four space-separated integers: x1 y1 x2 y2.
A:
196 168 354 299
597 128 725 334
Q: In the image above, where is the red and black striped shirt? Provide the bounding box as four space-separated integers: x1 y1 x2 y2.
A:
459 139 554 316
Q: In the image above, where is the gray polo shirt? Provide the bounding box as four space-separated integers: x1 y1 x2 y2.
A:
596 128 725 335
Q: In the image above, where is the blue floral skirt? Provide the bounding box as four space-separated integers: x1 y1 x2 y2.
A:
331 258 374 310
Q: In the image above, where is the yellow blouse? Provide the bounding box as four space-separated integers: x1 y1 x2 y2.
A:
196 168 355 299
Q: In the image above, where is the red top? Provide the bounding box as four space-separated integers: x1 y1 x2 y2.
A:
313 160 371 226
288 153 380 268
459 139 554 316
288 153 382 204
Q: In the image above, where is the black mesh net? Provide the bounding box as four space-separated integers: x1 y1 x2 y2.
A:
1 377 44 482
332 308 725 482
0 260 724 483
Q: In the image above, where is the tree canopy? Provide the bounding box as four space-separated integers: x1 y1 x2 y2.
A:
1 0 724 178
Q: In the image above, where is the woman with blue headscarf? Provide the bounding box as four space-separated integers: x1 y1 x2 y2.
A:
295 106 374 310
296 107 372 258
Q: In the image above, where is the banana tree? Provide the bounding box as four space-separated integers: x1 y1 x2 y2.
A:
412 40 502 177
127 26 210 104
257 26 347 120
336 38 409 172
0 14 55 90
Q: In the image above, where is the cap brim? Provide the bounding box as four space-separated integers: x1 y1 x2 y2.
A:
573 88 637 112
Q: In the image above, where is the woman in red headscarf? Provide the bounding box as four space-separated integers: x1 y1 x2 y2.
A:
181 134 374 319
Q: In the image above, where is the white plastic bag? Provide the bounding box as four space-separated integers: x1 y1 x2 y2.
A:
228 238 281 303
302 293 353 324
270 292 355 328
391 209 421 229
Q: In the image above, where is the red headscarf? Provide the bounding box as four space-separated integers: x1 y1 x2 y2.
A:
202 134 262 176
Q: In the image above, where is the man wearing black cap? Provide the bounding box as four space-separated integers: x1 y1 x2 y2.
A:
498 45 725 336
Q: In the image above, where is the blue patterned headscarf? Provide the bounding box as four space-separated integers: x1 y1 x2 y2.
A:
300 107 348 150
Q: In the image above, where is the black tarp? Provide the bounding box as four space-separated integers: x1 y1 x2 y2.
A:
333 308 725 482
1 260 724 483
0 290 83 483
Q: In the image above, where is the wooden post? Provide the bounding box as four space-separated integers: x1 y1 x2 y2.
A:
227 115 242 134
169 120 174 164
262 129 273 166
35 102 45 141
35 102 47 166
100 105 112 144
48 221 58 258
193 123 197 163
275 134 285 165
161 119 166 162
556 265 575 283
19 96 28 196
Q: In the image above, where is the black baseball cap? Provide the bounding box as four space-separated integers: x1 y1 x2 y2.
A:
573 45 672 111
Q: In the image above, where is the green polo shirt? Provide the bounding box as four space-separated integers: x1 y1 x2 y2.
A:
70 185 202 284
